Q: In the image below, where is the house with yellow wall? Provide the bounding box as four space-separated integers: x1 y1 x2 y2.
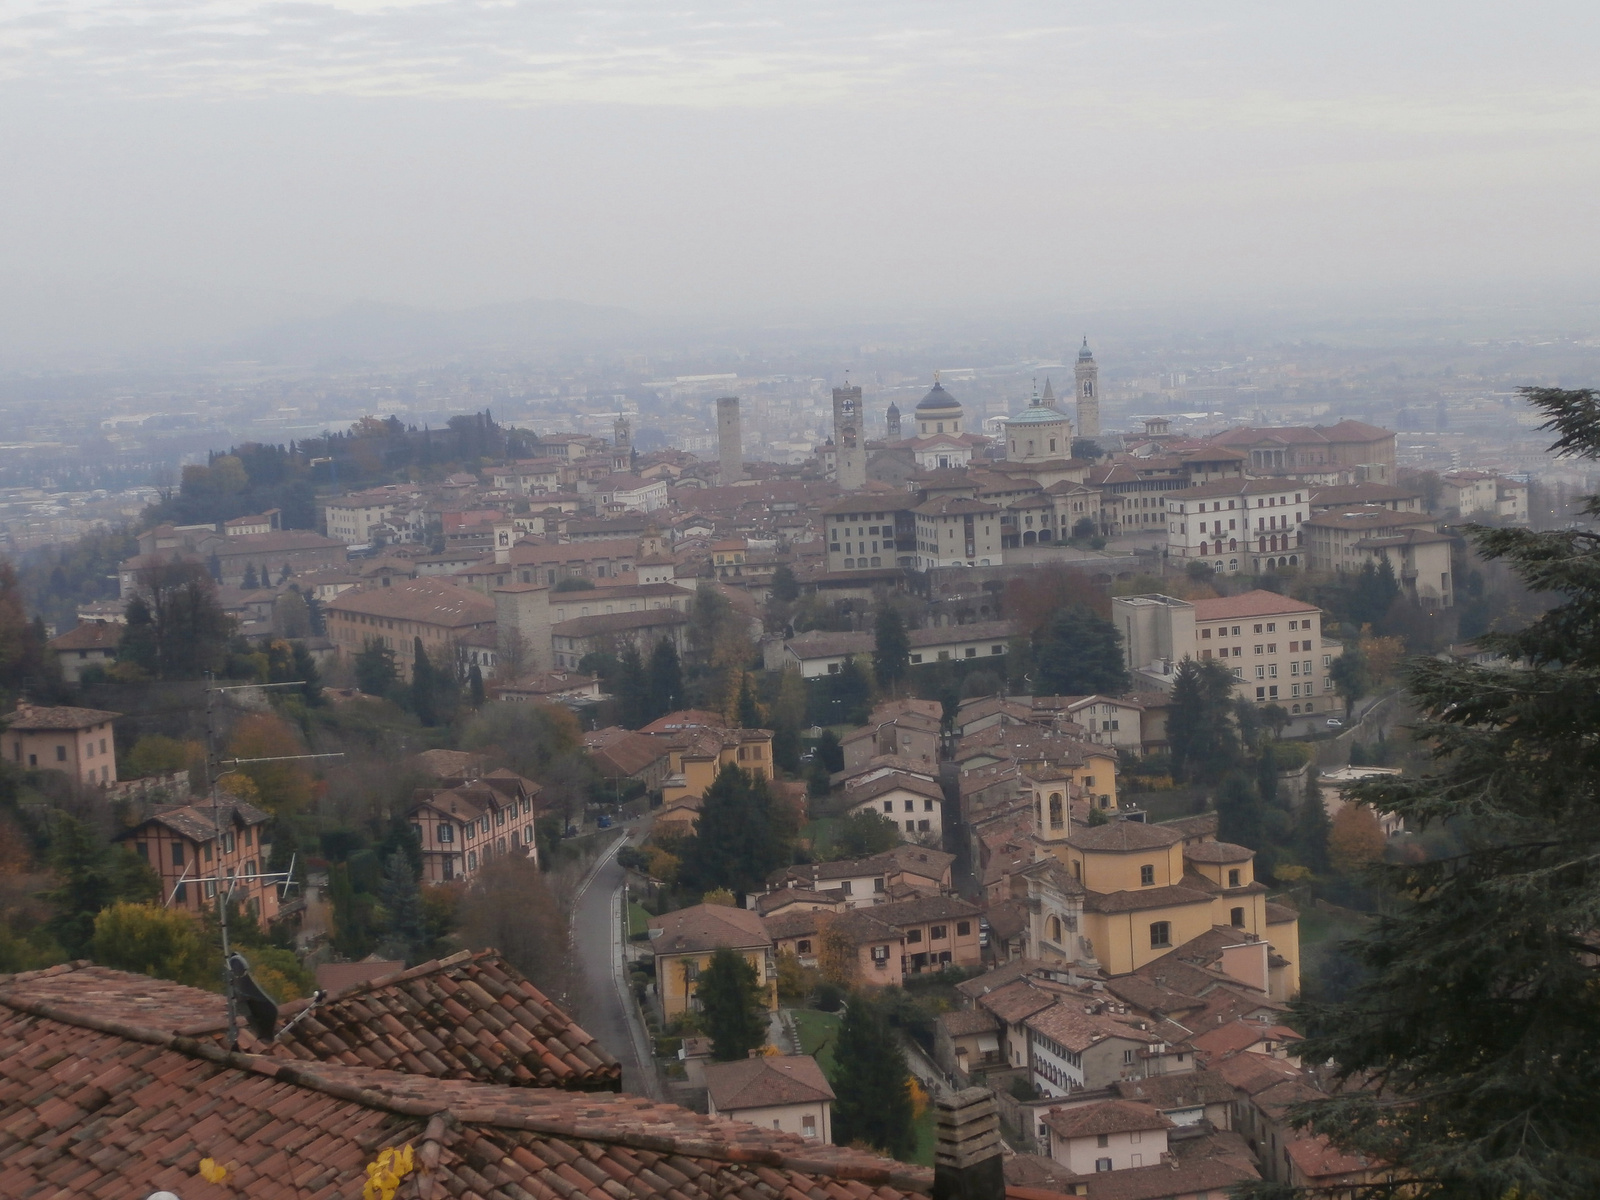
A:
659 725 774 808
647 904 777 1020
1034 820 1298 996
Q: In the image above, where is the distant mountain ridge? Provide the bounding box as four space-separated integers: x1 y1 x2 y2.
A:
226 297 644 364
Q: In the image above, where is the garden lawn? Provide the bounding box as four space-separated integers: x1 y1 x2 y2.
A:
791 1009 841 1077
627 901 651 938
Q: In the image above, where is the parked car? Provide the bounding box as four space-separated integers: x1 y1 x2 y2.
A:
1326 718 1344 729
597 814 614 829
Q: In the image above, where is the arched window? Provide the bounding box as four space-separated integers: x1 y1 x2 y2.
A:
1049 794 1064 829
1048 916 1063 943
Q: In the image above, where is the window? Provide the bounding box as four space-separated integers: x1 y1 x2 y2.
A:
924 798 934 811
918 819 930 831
1123 1049 1137 1065
907 929 923 943
904 799 914 812
957 921 971 936
1231 907 1245 926
55 745 66 762
839 881 853 896
1228 868 1241 887
1096 1134 1110 1148
931 924 947 940
1150 921 1171 947
171 842 185 867
135 842 148 861
439 824 454 843
1095 1158 1113 1173
1140 864 1155 886
797 939 812 954
802 1116 816 1137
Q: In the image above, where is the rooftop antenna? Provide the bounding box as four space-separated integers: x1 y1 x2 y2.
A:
182 677 344 1049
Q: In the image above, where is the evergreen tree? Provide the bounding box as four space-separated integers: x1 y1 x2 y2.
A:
411 637 439 725
831 993 915 1159
617 643 648 727
815 729 844 773
1031 606 1130 696
646 638 682 720
696 946 768 1061
736 673 762 729
832 656 873 725
678 763 790 896
1329 644 1372 719
1215 770 1265 850
354 637 398 698
468 662 486 708
377 849 426 964
1166 659 1240 782
116 595 160 676
242 562 259 589
770 565 800 603
1283 388 1600 1199
40 815 159 957
872 605 911 691
1292 789 1332 875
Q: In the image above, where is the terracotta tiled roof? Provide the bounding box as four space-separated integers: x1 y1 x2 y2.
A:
1042 1099 1170 1139
47 622 123 651
648 904 770 954
0 995 930 1200
1182 840 1254 864
1190 590 1320 621
938 1008 1000 1037
4 703 121 730
1109 1067 1236 1110
269 949 621 1091
704 1054 835 1111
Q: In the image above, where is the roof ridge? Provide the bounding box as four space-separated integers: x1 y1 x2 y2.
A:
0 989 932 1192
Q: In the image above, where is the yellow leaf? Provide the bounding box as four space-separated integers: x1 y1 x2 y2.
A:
198 1156 228 1183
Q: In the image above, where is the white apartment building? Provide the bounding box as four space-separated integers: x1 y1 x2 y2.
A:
1166 478 1311 574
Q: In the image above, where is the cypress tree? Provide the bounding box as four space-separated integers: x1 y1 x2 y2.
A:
696 946 768 1061
873 605 911 690
468 662 486 708
377 849 426 964
411 637 438 726
617 644 648 727
831 993 915 1159
646 638 682 721
736 673 762 729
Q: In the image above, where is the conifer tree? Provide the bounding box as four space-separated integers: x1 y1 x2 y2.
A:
1031 606 1130 696
411 637 438 726
873 605 911 690
831 993 915 1159
696 946 768 1061
468 662 486 708
1283 388 1600 1200
678 763 789 896
617 643 648 727
646 638 682 720
736 673 762 728
377 849 426 964
1167 659 1240 782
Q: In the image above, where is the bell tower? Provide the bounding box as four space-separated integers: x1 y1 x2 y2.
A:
1074 337 1100 439
833 384 866 491
612 416 632 472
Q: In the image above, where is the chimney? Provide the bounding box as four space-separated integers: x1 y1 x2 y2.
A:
933 1088 1005 1200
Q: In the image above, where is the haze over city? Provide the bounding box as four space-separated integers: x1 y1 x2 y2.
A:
3 0 1599 356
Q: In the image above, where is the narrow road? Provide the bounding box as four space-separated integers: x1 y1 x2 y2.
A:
570 831 661 1099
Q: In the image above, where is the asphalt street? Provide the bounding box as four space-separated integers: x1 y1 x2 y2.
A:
571 832 660 1098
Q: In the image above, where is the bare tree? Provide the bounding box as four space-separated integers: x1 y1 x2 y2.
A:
497 627 532 682
458 856 583 1010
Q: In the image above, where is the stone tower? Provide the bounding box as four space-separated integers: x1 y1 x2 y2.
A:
612 415 632 472
833 385 866 491
716 396 744 484
1074 337 1100 439
885 401 901 441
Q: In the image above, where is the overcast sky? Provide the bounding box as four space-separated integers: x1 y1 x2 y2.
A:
2 1 1598 354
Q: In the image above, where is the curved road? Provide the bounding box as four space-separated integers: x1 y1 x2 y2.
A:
571 831 661 1099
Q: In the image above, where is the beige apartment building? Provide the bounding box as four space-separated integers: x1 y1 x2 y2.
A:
6 704 121 785
1115 591 1342 724
912 496 1004 568
1304 505 1438 573
325 577 496 683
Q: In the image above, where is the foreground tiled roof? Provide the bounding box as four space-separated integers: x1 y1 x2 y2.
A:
269 950 622 1092
1 950 622 1092
0 996 931 1200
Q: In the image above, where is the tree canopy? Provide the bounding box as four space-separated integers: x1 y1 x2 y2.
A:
678 763 793 897
696 946 769 1061
831 993 916 1159
1031 606 1129 696
1285 388 1600 1200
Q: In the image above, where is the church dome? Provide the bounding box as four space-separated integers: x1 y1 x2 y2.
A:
916 381 962 414
1078 337 1094 361
1006 402 1068 425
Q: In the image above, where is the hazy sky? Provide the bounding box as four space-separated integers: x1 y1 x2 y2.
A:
2 1 1598 354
